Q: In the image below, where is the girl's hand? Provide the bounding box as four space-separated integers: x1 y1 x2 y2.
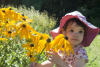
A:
47 49 64 66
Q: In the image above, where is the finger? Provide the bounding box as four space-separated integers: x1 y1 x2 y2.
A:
48 56 54 62
47 51 60 60
47 49 57 55
46 52 54 60
48 57 57 64
48 55 53 59
49 49 58 55
47 51 55 55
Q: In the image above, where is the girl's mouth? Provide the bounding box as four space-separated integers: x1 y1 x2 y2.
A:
71 39 78 41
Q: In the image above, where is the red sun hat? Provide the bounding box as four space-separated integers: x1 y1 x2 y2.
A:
50 11 99 47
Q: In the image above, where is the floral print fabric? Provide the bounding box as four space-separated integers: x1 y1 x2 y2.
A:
58 45 88 66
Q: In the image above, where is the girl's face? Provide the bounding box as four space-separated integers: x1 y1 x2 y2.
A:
63 22 84 48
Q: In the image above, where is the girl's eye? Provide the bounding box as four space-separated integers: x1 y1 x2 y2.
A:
70 29 74 32
79 31 83 33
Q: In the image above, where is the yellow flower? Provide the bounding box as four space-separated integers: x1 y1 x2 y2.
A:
32 33 50 53
51 34 64 46
0 10 5 22
27 52 36 62
0 38 8 41
0 22 4 32
2 31 16 38
4 20 16 28
37 40 47 53
0 7 32 23
47 34 74 56
0 7 20 21
45 43 52 51
16 22 36 39
40 33 49 40
22 35 49 54
4 8 16 20
22 33 51 62
22 15 32 22
0 11 6 22
22 42 38 52
1 21 17 38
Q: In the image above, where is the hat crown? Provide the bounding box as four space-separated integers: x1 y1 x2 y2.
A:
65 11 86 20
64 11 97 29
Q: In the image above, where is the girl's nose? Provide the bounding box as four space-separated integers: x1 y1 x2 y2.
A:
72 32 79 37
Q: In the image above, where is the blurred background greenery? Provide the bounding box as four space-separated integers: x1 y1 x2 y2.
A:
0 0 100 67
0 0 100 28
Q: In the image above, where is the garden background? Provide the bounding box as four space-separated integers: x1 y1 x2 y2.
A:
0 0 100 67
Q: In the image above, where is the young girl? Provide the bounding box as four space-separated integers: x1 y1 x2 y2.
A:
30 11 99 67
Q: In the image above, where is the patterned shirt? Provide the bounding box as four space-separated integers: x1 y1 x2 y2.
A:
58 45 88 67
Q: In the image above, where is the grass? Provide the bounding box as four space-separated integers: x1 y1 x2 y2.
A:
86 35 100 67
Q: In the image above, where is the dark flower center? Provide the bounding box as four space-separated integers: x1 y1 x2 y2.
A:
46 38 51 43
8 31 12 34
62 45 64 48
64 36 68 40
40 36 43 40
22 14 24 16
6 21 8 23
9 8 12 10
30 44 34 47
2 10 5 13
29 54 32 58
22 18 26 21
22 24 26 28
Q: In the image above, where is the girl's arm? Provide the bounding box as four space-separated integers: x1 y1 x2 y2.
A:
56 61 69 67
30 60 54 67
41 60 54 67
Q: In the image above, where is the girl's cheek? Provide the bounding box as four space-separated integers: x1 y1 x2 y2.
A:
67 33 72 40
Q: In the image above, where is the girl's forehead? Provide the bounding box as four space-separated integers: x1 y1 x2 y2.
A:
67 22 84 30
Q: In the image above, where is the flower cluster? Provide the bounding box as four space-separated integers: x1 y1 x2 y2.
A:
0 7 74 62
47 34 74 56
0 7 32 39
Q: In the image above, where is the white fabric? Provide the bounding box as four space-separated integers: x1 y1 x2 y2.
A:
51 27 59 33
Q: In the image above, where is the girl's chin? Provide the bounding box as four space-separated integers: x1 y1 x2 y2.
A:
71 43 80 47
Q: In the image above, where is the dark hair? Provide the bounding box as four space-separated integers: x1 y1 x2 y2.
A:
63 18 86 31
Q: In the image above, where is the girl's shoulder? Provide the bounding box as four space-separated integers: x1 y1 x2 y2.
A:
74 45 88 63
74 45 87 55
